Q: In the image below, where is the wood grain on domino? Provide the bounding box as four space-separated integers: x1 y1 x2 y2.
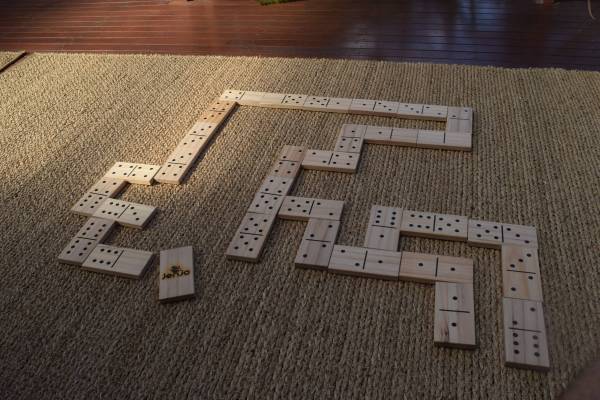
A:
159 246 195 302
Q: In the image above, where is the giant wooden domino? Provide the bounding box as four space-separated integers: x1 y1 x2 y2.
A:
59 88 547 370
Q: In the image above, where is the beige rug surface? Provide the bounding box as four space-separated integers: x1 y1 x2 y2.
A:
0 51 23 70
0 52 599 399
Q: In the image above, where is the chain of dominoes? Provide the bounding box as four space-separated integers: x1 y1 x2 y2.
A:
56 99 239 299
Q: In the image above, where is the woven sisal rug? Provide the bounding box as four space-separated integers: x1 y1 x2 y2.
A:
0 52 598 399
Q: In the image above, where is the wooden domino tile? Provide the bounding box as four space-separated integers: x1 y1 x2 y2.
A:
257 175 295 196
363 248 401 280
416 130 446 149
364 226 400 251
325 98 352 113
198 109 230 125
105 162 159 185
467 220 538 249
364 125 393 144
422 105 448 121
339 124 367 138
502 245 544 300
248 192 284 215
220 90 244 101
269 159 302 178
302 150 359 173
71 192 110 216
301 150 333 170
295 219 340 269
328 245 367 276
278 197 343 221
373 101 400 116
436 256 474 284
302 219 340 242
155 163 189 185
159 246 195 302
397 103 424 118
259 92 286 108
502 223 538 247
398 252 473 284
447 106 473 120
467 219 503 248
502 246 540 274
369 205 403 228
503 298 549 370
434 282 476 348
399 251 437 283
237 212 277 236
278 145 307 162
226 232 269 262
301 96 330 111
401 209 470 242
207 100 236 113
58 217 117 265
89 177 128 197
328 246 401 280
281 94 307 109
92 199 157 229
390 128 419 146
443 132 472 151
187 120 219 137
503 268 543 302
349 98 376 114
237 91 265 106
81 244 154 279
295 240 335 270
446 118 473 135
334 135 364 153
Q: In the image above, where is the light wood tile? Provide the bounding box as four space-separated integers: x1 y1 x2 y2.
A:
503 269 543 301
81 244 153 279
364 125 393 143
443 132 472 151
268 160 301 178
155 163 189 184
368 205 403 228
364 225 400 251
400 210 436 236
281 94 308 109
74 217 116 241
278 196 314 220
58 237 98 266
302 96 330 110
238 212 276 236
349 98 376 113
434 309 476 349
257 175 295 196
340 124 367 138
220 90 244 101
390 128 418 146
325 98 352 113
71 192 109 216
328 245 367 276
259 92 286 108
363 249 401 279
502 246 540 274
301 150 333 170
226 232 268 262
237 91 265 106
398 251 437 283
295 240 334 270
436 256 473 283
417 129 445 149
373 101 400 116
328 152 359 172
467 219 503 249
397 103 424 118
248 193 284 215
422 105 448 121
278 145 307 162
503 298 549 370
432 213 469 241
92 199 157 229
104 162 136 180
89 177 128 197
334 136 364 153
502 223 538 247
127 164 159 185
302 219 340 242
159 246 195 302
310 199 344 220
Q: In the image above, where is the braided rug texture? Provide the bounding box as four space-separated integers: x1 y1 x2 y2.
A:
0 53 598 400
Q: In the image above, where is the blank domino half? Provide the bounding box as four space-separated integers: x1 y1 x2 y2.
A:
159 246 195 302
81 244 154 279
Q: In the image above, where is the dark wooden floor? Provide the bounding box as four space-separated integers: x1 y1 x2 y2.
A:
0 0 599 70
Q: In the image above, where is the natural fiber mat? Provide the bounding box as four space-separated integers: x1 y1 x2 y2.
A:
0 52 598 399
0 51 23 71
